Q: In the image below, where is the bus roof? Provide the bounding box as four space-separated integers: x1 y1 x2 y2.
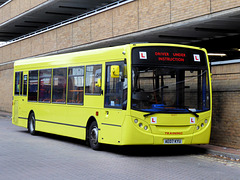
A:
14 43 206 71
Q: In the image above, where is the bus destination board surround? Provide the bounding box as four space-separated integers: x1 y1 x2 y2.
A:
132 46 207 66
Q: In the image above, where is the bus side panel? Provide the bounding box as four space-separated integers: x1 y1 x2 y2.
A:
12 100 18 125
99 109 126 145
33 104 86 140
12 100 28 128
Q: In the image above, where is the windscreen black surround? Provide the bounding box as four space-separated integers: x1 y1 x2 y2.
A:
131 46 210 113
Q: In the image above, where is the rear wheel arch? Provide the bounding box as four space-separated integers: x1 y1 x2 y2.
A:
28 110 36 135
86 116 97 140
86 116 101 150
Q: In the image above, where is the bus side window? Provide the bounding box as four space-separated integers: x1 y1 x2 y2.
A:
68 66 84 104
39 69 52 103
14 72 20 95
52 68 67 103
28 70 38 101
85 65 102 95
23 75 27 96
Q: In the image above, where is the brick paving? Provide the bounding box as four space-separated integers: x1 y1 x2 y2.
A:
0 112 240 180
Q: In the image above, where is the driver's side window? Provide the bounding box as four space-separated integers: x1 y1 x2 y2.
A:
105 62 124 108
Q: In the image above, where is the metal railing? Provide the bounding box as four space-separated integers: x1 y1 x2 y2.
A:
0 0 135 47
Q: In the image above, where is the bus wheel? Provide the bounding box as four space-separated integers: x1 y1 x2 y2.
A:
28 112 36 135
89 121 101 150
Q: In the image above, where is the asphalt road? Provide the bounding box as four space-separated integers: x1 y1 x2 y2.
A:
1 116 240 180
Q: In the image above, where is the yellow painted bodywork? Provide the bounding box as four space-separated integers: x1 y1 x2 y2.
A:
12 43 212 145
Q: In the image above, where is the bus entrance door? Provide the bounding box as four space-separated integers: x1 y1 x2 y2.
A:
101 61 126 144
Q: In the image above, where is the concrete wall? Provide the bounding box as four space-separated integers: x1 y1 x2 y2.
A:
211 63 240 148
0 0 47 24
1 0 240 63
0 64 13 112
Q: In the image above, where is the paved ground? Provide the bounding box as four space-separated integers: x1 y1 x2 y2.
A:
0 114 240 180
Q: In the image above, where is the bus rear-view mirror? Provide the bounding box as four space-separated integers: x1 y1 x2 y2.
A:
111 65 120 78
95 78 101 87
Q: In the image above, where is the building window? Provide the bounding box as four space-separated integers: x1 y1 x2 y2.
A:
52 68 67 103
28 70 38 101
85 65 102 95
68 66 84 104
39 69 52 103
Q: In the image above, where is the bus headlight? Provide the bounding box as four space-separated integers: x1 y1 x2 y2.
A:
205 119 208 124
139 123 143 128
144 126 148 130
134 119 138 123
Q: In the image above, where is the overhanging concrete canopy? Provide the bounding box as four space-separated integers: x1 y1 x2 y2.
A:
0 0 119 41
0 0 8 6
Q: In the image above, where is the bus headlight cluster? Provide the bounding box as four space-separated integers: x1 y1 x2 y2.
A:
196 119 208 130
134 119 148 131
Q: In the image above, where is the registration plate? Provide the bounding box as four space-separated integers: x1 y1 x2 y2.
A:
164 139 182 144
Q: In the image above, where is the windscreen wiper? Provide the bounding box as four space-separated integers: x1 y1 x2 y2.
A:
143 111 162 117
185 107 199 118
143 106 199 118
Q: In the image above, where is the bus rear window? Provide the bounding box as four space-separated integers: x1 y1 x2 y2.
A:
14 72 20 95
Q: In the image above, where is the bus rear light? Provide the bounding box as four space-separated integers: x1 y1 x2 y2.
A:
96 111 99 116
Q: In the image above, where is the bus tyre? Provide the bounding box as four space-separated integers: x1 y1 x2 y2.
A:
28 112 36 135
89 121 101 150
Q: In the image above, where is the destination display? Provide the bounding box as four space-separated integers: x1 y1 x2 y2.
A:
132 46 207 66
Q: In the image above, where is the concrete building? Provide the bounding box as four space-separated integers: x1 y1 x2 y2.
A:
0 0 240 148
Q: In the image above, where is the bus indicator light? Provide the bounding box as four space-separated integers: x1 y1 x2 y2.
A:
96 111 99 116
151 117 157 124
139 52 147 59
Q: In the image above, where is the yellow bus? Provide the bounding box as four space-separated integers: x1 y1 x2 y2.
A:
12 43 212 150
